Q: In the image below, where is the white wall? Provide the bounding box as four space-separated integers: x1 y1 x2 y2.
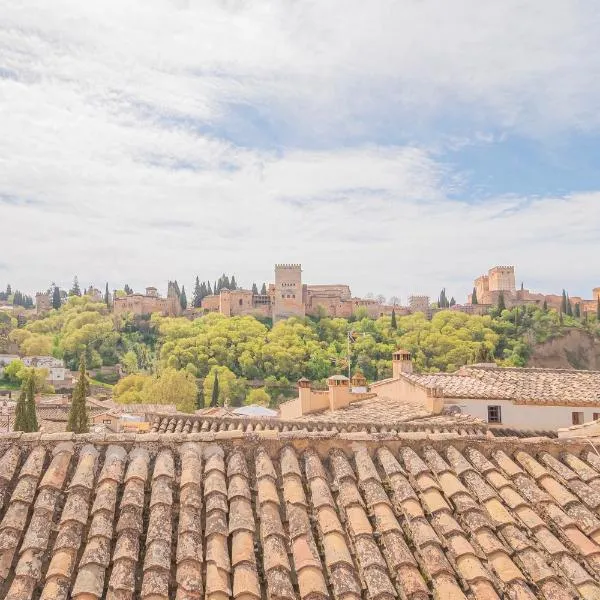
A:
447 398 600 430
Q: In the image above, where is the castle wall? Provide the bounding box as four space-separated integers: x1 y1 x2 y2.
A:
114 291 181 317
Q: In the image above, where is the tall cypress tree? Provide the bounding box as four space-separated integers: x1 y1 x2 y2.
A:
574 303 581 318
566 295 573 316
471 287 478 304
231 276 237 290
449 297 456 307
193 277 202 308
13 383 29 432
252 282 258 294
105 283 110 308
210 371 219 407
180 286 188 310
260 283 267 295
67 358 89 433
207 281 213 296
497 291 506 312
542 299 548 311
597 296 600 321
561 290 568 314
52 285 62 310
390 309 397 330
124 284 133 295
24 370 38 432
70 276 81 296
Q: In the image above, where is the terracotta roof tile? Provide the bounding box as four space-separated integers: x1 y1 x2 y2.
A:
4 433 600 599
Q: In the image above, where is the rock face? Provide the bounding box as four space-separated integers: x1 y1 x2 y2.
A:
528 329 600 370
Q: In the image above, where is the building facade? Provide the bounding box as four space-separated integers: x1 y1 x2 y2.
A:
470 265 600 313
113 285 182 317
201 263 401 321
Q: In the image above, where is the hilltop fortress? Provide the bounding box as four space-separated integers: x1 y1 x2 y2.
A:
201 264 400 321
469 265 600 314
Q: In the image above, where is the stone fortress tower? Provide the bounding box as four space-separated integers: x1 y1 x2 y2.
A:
488 266 516 293
273 264 305 321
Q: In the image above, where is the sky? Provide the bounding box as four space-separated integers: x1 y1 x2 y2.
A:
1 0 599 303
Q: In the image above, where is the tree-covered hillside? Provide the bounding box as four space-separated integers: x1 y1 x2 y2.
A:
3 294 599 410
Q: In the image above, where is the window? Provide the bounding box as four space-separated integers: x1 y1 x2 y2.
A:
572 412 584 425
594 413 600 421
239 299 243 306
487 405 501 423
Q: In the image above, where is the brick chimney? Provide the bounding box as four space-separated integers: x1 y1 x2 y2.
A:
392 349 413 378
327 375 351 411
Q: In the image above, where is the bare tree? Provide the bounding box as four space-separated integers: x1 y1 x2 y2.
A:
376 294 386 305
389 296 400 306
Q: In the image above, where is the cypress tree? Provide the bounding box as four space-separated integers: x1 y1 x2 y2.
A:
24 370 38 432
105 283 110 307
210 371 219 407
13 384 29 432
67 358 89 433
566 295 573 317
52 285 62 310
207 281 213 296
574 303 581 318
390 309 397 330
497 291 506 312
124 284 133 295
252 282 258 294
471 287 478 304
192 277 202 308
449 297 456 307
543 299 548 311
561 290 568 314
6 284 11 296
597 296 600 321
231 276 237 290
214 280 218 295
70 276 81 296
180 286 188 310
260 283 267 295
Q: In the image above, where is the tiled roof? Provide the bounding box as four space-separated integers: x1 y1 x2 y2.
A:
1 433 600 599
150 404 488 436
405 366 600 406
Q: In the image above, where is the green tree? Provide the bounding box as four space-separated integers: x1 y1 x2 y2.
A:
597 296 600 321
6 284 11 296
52 285 62 310
245 387 270 406
471 287 478 304
70 276 81 297
252 282 258 294
211 370 219 407
124 284 133 295
67 358 89 433
260 283 267 295
104 283 110 308
566 295 573 316
390 309 397 330
449 297 456 307
231 276 237 290
180 286 188 310
574 303 581 318
497 291 506 312
561 290 568 314
193 276 202 308
542 299 548 311
14 370 38 432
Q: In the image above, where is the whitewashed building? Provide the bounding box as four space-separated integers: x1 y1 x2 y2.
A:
378 351 600 431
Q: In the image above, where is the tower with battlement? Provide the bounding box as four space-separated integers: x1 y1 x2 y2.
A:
488 266 516 292
273 264 305 321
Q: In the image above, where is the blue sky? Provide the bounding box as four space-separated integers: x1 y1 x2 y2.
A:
0 0 599 302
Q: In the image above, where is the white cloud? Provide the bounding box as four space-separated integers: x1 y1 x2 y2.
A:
0 0 599 301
